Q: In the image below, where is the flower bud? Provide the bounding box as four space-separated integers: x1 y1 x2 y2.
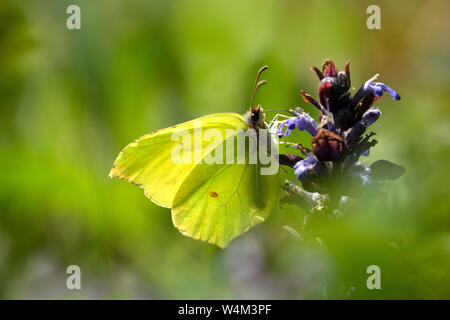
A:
361 107 381 126
312 129 345 161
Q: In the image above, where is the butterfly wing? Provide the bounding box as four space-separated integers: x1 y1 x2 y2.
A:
109 113 248 208
171 131 281 248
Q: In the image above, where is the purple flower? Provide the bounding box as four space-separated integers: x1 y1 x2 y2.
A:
344 107 381 148
352 164 373 186
294 156 319 183
360 167 372 186
360 74 401 100
361 107 381 127
277 113 319 138
277 59 404 204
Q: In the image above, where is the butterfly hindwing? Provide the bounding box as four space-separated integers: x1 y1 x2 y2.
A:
171 132 281 248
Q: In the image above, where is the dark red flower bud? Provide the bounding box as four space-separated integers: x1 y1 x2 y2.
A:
301 90 327 114
318 80 338 112
345 60 351 87
312 129 345 161
322 60 338 78
311 66 324 80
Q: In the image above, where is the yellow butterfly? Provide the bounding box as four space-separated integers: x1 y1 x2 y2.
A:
110 66 280 248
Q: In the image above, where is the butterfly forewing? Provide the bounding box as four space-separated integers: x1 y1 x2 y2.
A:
109 113 248 208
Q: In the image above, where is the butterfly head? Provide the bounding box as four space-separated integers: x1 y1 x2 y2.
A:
246 105 266 129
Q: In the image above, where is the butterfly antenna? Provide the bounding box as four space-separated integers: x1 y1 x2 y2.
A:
250 65 268 107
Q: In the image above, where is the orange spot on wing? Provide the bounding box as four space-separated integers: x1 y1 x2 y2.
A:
209 191 218 198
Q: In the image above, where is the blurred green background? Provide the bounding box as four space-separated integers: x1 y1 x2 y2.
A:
0 0 449 299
